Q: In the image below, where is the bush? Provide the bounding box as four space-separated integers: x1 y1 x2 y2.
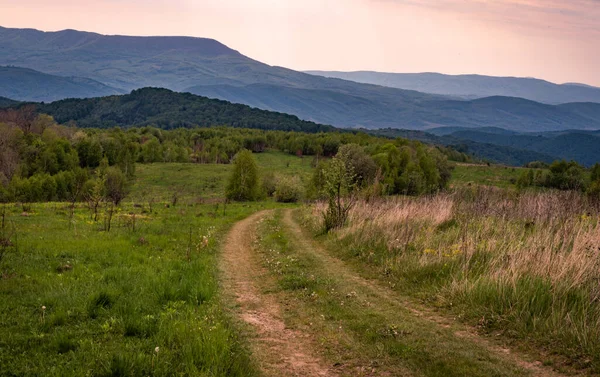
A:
262 172 278 197
589 180 600 200
525 161 549 169
322 157 356 232
105 167 129 205
547 160 586 191
336 144 377 187
226 149 260 201
274 176 303 203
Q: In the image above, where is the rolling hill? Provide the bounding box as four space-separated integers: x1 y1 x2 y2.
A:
0 66 123 102
307 71 600 105
1 27 600 131
0 95 18 107
400 125 600 166
369 128 559 166
6 87 598 166
22 87 336 132
447 129 600 167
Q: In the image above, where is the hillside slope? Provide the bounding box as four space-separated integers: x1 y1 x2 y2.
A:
369 128 559 166
0 66 123 102
307 71 600 104
0 95 18 107
26 87 336 132
449 129 600 166
2 27 600 131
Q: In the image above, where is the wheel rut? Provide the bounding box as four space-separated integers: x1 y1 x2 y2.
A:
280 209 569 377
220 209 571 377
220 211 338 377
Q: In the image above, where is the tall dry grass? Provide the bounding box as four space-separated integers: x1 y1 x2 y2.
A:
306 188 600 371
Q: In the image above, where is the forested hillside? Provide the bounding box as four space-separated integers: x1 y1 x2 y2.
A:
21 88 336 132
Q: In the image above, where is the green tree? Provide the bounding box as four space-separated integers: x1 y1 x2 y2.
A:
105 167 129 206
336 144 377 188
322 157 356 232
547 160 586 191
141 138 162 163
226 149 260 201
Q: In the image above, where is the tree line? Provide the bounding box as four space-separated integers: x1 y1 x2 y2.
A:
518 160 600 198
0 108 458 204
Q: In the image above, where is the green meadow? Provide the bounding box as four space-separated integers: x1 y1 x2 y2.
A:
0 159 300 376
131 151 315 201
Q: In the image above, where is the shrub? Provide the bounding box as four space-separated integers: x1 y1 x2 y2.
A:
322 157 356 232
547 160 587 191
336 143 377 187
105 167 129 205
262 172 278 197
274 176 303 203
226 149 260 201
525 161 549 169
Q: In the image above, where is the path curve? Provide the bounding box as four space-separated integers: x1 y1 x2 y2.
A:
282 209 569 377
220 211 338 377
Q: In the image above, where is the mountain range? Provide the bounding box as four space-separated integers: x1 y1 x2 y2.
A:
0 66 122 102
307 71 600 105
1 26 600 132
2 87 595 167
375 126 600 167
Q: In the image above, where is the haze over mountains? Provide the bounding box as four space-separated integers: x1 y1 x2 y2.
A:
306 71 600 105
376 127 600 167
0 66 123 102
1 26 600 133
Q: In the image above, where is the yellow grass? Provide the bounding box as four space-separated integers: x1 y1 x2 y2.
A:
305 188 600 371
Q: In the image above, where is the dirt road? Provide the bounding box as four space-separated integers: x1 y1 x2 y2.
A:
220 211 337 377
220 209 569 377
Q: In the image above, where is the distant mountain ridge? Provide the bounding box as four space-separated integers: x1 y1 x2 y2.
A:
5 87 598 166
306 71 600 105
395 126 600 167
1 26 600 131
0 66 123 102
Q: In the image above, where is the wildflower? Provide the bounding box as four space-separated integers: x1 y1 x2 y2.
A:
424 248 437 255
152 346 160 369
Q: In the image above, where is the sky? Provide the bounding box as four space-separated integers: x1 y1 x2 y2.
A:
0 0 599 86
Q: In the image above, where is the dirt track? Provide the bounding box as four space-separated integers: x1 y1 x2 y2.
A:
220 209 570 377
220 211 337 377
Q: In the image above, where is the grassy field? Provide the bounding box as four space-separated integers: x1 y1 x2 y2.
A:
0 156 309 376
254 210 530 376
300 190 600 374
2 153 598 376
131 151 315 201
450 164 524 189
0 200 282 376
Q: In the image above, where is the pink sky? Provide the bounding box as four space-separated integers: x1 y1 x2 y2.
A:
1 0 599 86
